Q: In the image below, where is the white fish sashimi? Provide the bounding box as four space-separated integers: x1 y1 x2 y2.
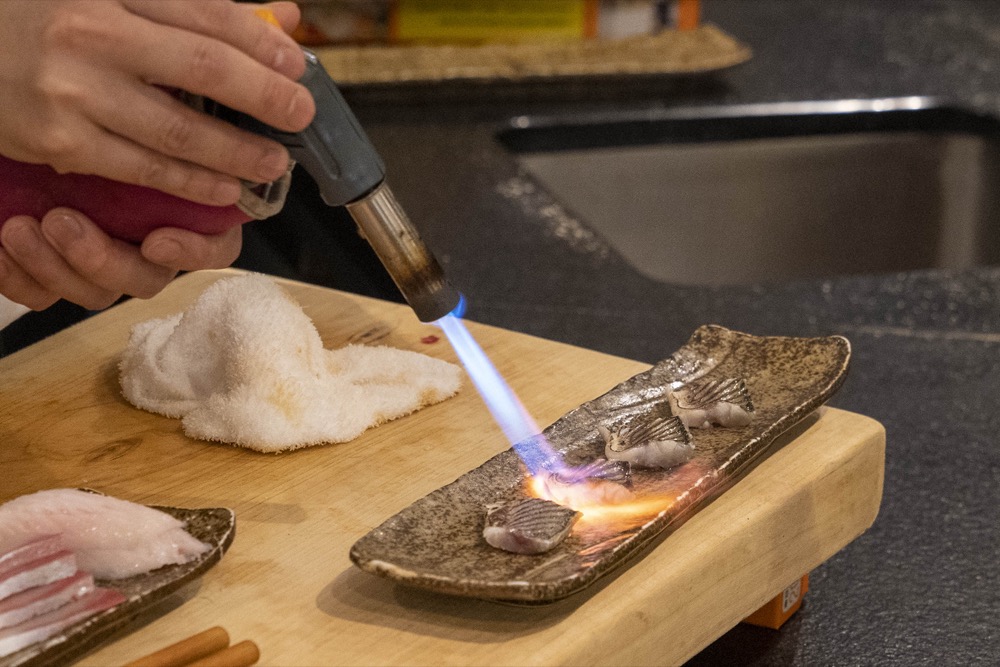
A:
0 490 209 580
0 550 77 602
0 571 94 631
0 587 125 658
0 535 64 574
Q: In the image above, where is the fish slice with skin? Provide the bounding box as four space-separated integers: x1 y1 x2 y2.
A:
0 490 209 579
537 459 635 507
0 571 94 631
601 415 695 469
484 498 581 555
0 536 65 575
0 550 77 603
0 536 70 602
0 587 125 658
668 378 754 429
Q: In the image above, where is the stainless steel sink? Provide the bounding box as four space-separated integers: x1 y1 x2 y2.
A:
499 99 1000 285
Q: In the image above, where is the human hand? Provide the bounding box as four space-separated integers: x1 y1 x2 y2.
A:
0 208 242 311
0 0 314 207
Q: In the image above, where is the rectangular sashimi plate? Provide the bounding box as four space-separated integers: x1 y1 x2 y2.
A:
349 325 851 603
1 503 235 667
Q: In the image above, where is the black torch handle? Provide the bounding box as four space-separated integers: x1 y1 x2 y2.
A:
218 49 461 323
227 49 387 207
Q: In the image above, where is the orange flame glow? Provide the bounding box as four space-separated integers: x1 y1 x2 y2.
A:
527 460 716 532
528 474 678 531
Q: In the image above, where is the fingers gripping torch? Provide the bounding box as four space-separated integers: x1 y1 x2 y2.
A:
0 51 460 324
224 50 461 322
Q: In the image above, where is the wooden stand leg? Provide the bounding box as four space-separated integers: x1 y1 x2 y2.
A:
742 574 810 629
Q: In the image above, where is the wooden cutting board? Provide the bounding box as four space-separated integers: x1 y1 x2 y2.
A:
0 269 884 666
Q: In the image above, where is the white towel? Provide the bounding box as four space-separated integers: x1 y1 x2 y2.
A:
119 273 462 452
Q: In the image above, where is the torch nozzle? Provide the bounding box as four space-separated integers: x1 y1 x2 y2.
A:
346 182 461 322
222 48 460 322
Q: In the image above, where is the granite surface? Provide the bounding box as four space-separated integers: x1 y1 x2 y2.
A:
325 2 996 664
3 1 998 664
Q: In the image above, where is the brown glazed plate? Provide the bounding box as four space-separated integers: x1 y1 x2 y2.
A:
1 503 235 667
350 325 851 603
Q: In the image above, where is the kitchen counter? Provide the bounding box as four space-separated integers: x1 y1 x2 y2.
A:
2 1 997 664
310 2 997 664
0 271 885 667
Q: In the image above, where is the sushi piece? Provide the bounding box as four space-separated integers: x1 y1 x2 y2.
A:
551 459 633 487
600 415 694 469
0 549 77 603
0 489 209 580
0 571 94 631
483 498 581 555
538 459 635 507
0 587 125 658
668 378 754 429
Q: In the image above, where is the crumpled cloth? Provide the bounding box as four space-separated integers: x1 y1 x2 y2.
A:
119 273 462 452
0 296 29 330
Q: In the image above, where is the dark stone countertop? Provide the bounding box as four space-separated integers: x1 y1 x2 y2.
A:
317 2 996 664
3 1 997 664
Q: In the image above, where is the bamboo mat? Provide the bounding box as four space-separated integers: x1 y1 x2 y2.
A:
316 24 750 85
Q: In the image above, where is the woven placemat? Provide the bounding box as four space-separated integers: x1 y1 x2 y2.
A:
315 24 750 85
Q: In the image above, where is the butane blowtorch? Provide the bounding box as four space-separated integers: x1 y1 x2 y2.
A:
224 50 461 323
0 50 460 324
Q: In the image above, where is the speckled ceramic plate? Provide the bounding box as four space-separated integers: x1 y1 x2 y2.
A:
350 325 850 603
1 502 235 667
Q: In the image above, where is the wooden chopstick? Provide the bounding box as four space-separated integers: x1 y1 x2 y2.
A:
123 627 259 667
185 641 260 667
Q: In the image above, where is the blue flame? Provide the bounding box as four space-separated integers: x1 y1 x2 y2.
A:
436 297 561 475
450 293 468 319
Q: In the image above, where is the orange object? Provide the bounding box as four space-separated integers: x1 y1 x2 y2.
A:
124 627 231 667
675 0 701 31
583 1 600 38
186 640 261 667
253 8 282 28
388 0 600 44
742 574 809 629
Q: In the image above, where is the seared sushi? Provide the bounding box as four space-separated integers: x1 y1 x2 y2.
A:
600 415 694 469
537 459 635 507
668 378 754 429
483 498 581 555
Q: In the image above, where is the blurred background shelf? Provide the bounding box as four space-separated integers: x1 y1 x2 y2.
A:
314 24 750 85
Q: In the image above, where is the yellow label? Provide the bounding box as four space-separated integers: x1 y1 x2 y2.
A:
392 0 597 44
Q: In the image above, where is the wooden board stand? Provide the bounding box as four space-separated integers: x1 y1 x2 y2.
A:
0 270 885 666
